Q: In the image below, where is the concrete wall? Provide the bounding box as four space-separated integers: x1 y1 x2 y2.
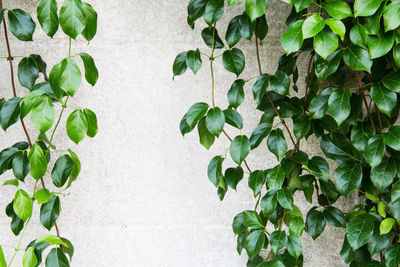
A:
0 0 349 266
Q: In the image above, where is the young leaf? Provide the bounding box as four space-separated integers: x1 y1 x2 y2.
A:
28 144 47 180
37 0 59 37
324 0 352 19
66 109 88 144
0 246 6 267
325 18 346 41
313 28 338 60
230 135 250 165
34 188 54 205
7 9 36 41
59 0 86 39
31 96 55 133
13 189 33 222
281 20 304 55
59 58 82 97
245 0 269 21
302 14 325 39
79 53 99 86
380 218 395 235
22 247 37 267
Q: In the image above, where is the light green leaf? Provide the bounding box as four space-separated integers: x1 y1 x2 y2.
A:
281 20 304 55
293 0 313 12
79 53 98 86
66 149 80 188
325 18 346 41
22 247 37 267
36 234 68 246
59 58 82 96
0 246 6 267
59 0 86 39
66 109 88 144
245 0 269 21
28 144 47 180
367 32 394 59
343 46 372 72
302 14 325 39
34 188 54 205
314 28 338 59
31 96 55 133
81 2 97 41
383 1 400 32
37 0 59 37
324 0 352 19
354 0 384 17
13 189 32 222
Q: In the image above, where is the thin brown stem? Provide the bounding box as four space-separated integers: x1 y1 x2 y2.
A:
255 26 297 148
1 6 62 239
355 71 376 132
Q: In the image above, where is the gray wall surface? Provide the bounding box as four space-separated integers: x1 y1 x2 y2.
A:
0 0 350 266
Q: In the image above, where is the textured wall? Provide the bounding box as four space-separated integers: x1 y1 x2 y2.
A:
0 0 350 266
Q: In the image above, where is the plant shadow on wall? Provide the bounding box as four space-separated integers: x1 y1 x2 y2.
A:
174 0 400 266
0 0 98 266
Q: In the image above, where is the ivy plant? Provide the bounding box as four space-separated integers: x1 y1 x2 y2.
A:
0 0 98 266
174 0 400 265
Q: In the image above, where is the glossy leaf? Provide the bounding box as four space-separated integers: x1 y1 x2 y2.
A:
248 170 266 196
13 189 32 222
314 28 338 60
343 46 372 72
230 135 250 165
173 52 187 77
208 156 223 186
261 189 278 216
7 9 36 41
354 0 384 17
23 247 37 267
228 79 245 108
203 0 224 25
270 230 287 253
18 57 39 89
286 235 302 259
370 84 397 116
12 152 30 182
267 129 287 162
334 162 362 196
225 167 243 190
323 206 346 228
324 0 352 19
79 53 98 86
59 58 82 96
45 248 70 267
244 230 265 259
201 27 224 49
34 188 54 205
252 74 269 105
28 144 47 180
245 0 269 21
371 157 396 192
206 107 225 137
224 109 243 129
52 155 74 187
385 244 400 267
281 20 304 55
306 207 326 240
270 71 290 95
81 2 97 41
250 123 272 149
222 48 245 76
365 135 385 167
302 14 325 39
346 213 375 250
0 97 21 131
66 109 88 144
186 49 202 74
40 195 60 230
266 166 285 189
37 0 59 37
367 33 394 59
31 96 55 133
277 188 293 210
198 117 215 149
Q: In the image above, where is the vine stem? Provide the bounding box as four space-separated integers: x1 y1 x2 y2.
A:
254 25 297 148
355 71 376 132
0 2 62 254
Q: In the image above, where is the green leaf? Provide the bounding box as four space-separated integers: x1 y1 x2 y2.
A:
324 0 352 19
325 18 346 41
252 74 269 105
23 247 37 267
206 107 225 137
224 109 243 129
40 195 60 230
309 87 333 118
52 155 74 188
308 156 330 182
350 24 368 48
365 135 385 167
0 246 6 267
37 0 59 37
230 135 250 165
340 236 355 263
267 129 287 162
173 52 187 77
186 49 202 74
239 12 255 40
201 27 224 49
302 14 325 39
270 71 290 95
367 32 394 59
81 2 97 41
79 53 98 86
48 62 63 98
3 179 19 187
28 144 47 180
188 0 207 27
261 189 278 216
228 0 242 5
66 109 88 144
60 238 74 261
31 96 55 133
197 117 215 149
45 248 70 267
225 167 243 190
66 149 80 188
270 230 287 253
277 188 293 210
371 157 396 192
228 79 245 108
13 189 33 222
222 48 245 76
321 133 360 163
36 235 68 246
0 97 21 131
293 0 313 12
266 166 285 189
384 126 400 150
382 71 400 93
323 206 346 228
293 116 311 140
328 89 351 125
343 46 372 72
250 123 272 149
334 162 362 196
351 122 375 152
245 0 269 21
389 198 400 220
306 207 326 240
281 20 304 55
248 170 266 196
346 213 375 250
18 57 39 89
367 231 390 255
208 156 224 186
384 2 400 31
203 0 224 25
244 230 266 259
226 15 242 48
59 58 82 96
286 235 302 259
380 218 395 235
7 9 36 41
59 0 86 39
21 90 45 118
243 210 264 228
385 244 400 267
83 108 98 138
34 188 54 205
370 84 397 116
313 28 338 60
354 0 384 17
12 151 30 182
5 201 24 236
255 14 268 40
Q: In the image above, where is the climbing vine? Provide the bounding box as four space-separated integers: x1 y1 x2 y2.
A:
0 0 98 266
174 0 400 266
